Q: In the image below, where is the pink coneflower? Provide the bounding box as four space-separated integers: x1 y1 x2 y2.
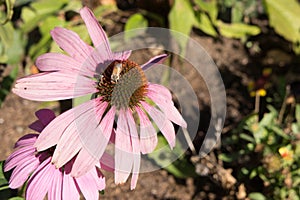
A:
5 109 110 200
13 7 186 189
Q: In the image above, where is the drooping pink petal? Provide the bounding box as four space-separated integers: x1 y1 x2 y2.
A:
71 102 114 177
36 53 94 77
8 156 40 189
26 157 53 200
141 54 168 71
76 170 100 200
13 72 97 101
91 168 106 191
147 84 187 128
35 98 102 152
48 168 63 200
98 152 114 172
5 145 36 171
62 162 80 200
13 134 37 149
71 148 98 178
147 83 172 101
51 122 82 168
135 107 158 154
126 109 141 190
50 27 93 63
141 101 176 148
62 174 80 200
80 7 112 58
115 109 133 185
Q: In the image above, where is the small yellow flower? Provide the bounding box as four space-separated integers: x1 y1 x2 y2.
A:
279 147 294 161
257 89 266 97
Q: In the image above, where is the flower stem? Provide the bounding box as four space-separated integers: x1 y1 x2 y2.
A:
278 85 290 124
182 128 197 155
0 185 10 190
254 91 260 114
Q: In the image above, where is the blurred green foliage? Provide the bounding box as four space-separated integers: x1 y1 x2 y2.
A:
0 161 22 199
0 22 24 64
221 96 300 199
263 0 300 54
168 0 261 54
148 135 197 179
125 0 299 55
169 0 196 55
0 0 15 24
0 66 18 107
124 13 148 41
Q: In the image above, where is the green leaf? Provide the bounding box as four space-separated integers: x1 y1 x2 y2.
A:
259 112 275 127
264 0 300 52
223 0 235 7
39 16 65 36
93 4 117 17
61 0 83 12
293 42 300 54
14 0 33 6
218 153 234 162
72 94 93 107
194 0 218 23
244 114 258 128
6 31 24 64
249 169 257 179
168 0 196 55
270 126 290 140
0 0 15 24
21 0 68 33
9 197 25 200
247 143 255 151
231 1 244 23
124 13 148 41
291 123 300 134
0 22 24 64
248 192 267 200
31 0 68 15
0 66 18 107
148 135 197 178
0 161 8 186
164 157 197 179
253 127 268 144
0 162 19 199
241 167 249 175
194 12 218 37
217 20 261 39
240 133 255 143
20 7 35 24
